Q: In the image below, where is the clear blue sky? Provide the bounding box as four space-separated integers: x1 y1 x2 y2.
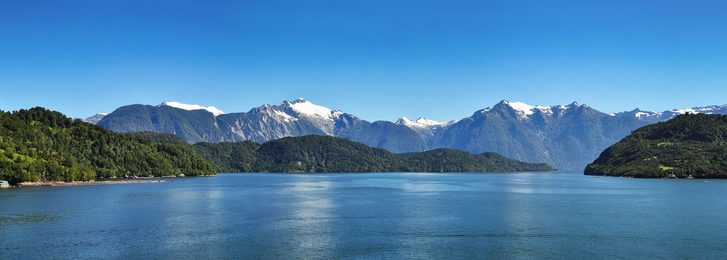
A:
1 0 726 121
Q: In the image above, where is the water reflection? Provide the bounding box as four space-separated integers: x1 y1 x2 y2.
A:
5 173 727 259
156 182 226 258
278 177 336 258
394 178 446 259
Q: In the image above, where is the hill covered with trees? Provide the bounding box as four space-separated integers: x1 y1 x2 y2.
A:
0 107 553 184
193 141 261 172
585 114 727 178
0 108 215 184
195 135 555 173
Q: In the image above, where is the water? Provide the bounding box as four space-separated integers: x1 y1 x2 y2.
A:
2 172 727 259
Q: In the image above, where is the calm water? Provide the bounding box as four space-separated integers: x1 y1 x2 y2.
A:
2 172 727 259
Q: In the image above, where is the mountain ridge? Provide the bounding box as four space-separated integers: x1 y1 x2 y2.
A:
0 107 553 184
90 99 727 128
93 99 727 170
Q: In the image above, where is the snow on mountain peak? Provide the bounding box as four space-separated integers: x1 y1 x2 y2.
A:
395 116 412 124
695 105 727 113
83 113 108 124
670 108 697 115
291 98 307 103
160 101 225 116
499 100 556 117
504 101 535 116
286 98 337 121
272 109 297 122
615 105 727 122
397 116 451 129
635 112 655 119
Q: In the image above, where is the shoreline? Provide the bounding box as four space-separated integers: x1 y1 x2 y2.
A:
19 179 166 187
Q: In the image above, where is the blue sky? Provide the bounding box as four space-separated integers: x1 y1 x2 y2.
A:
1 0 726 121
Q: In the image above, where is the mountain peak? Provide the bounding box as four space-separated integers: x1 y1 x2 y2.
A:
283 98 338 121
493 100 541 117
396 116 451 128
290 98 308 104
615 105 727 123
486 100 597 118
160 101 225 116
567 101 582 107
669 108 697 115
82 113 108 124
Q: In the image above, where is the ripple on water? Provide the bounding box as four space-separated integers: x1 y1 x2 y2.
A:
114 191 160 205
0 213 60 227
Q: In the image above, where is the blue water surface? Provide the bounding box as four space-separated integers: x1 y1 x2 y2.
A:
2 172 726 259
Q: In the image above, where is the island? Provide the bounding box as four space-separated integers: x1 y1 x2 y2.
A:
585 114 727 178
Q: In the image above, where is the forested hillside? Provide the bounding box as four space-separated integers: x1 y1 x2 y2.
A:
0 108 215 184
585 114 727 178
0 108 553 184
196 135 554 173
193 141 260 172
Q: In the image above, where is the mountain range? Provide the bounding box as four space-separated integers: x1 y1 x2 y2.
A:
89 99 727 170
0 107 552 184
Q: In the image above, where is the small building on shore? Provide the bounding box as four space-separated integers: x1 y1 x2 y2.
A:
0 180 9 188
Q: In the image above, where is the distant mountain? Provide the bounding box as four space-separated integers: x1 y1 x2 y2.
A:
0 107 548 184
194 135 554 173
94 99 727 170
98 99 425 152
82 113 107 124
395 117 453 143
160 101 225 116
435 100 648 170
615 105 727 123
585 114 727 178
98 103 227 143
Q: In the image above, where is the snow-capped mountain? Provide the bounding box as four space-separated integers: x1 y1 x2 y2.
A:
98 99 424 152
83 113 108 124
616 105 727 123
614 108 661 121
287 98 342 121
95 98 727 170
396 117 452 129
395 116 453 138
693 105 727 114
215 99 337 142
434 100 647 169
494 100 555 118
160 101 225 116
478 100 584 120
282 98 343 135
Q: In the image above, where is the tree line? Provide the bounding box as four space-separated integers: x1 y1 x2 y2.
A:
0 107 553 184
585 114 727 178
0 108 214 184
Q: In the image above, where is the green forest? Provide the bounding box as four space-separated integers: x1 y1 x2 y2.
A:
585 114 727 178
0 108 553 184
196 135 554 173
0 108 215 184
